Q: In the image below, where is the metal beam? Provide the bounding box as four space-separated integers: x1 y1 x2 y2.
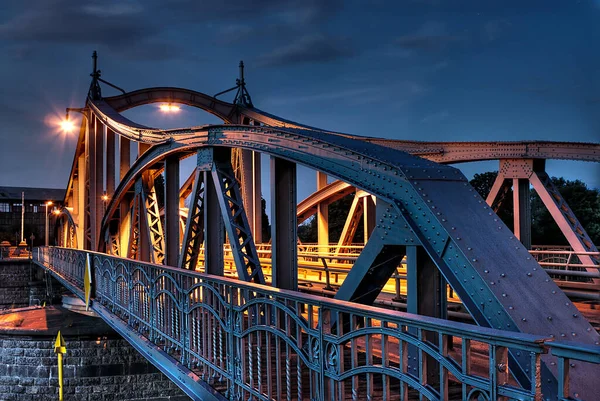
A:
513 178 532 249
363 195 376 243
212 148 264 284
120 136 130 181
317 171 329 252
270 157 297 290
106 128 116 197
164 157 180 267
204 171 224 276
530 169 599 271
179 167 205 270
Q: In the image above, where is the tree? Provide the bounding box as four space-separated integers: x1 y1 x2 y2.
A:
531 178 600 246
469 172 513 230
469 172 600 247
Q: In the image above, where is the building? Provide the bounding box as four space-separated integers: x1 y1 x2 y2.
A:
0 186 65 247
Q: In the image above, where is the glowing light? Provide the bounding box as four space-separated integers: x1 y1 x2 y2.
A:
46 201 53 206
159 104 181 113
60 119 75 132
53 210 60 215
101 194 109 201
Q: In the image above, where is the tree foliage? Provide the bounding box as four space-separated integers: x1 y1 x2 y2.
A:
469 172 600 247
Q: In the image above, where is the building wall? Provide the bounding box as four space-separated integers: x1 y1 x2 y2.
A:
0 200 62 247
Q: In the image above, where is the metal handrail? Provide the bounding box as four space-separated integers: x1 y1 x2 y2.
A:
33 247 600 400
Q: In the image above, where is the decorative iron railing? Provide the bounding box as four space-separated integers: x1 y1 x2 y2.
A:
34 247 599 401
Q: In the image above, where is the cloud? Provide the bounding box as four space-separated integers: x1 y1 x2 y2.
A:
0 0 185 61
257 34 354 67
395 21 462 51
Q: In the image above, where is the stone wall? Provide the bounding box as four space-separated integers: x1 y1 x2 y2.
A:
0 336 190 401
0 261 31 309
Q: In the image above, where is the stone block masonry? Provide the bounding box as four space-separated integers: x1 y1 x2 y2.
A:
0 261 32 309
0 337 190 401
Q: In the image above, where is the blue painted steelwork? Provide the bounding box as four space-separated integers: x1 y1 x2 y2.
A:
89 95 600 397
34 247 600 400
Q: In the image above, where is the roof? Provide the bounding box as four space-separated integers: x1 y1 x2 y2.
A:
0 186 65 202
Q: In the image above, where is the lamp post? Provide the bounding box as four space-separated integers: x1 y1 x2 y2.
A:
45 201 53 247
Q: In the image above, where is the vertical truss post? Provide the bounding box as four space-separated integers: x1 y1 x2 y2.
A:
205 171 224 275
120 137 130 181
317 171 329 253
119 194 131 257
363 195 376 243
270 157 297 290
179 166 206 270
406 246 446 384
106 128 115 197
164 156 180 267
76 153 86 249
238 147 263 243
92 116 104 251
213 148 264 283
513 178 532 249
127 193 141 260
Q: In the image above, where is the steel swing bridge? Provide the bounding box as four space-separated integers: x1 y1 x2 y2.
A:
34 53 600 400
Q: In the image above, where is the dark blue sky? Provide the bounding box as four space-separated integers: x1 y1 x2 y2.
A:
0 0 598 200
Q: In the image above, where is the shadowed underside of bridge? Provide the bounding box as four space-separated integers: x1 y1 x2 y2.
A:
48 63 600 400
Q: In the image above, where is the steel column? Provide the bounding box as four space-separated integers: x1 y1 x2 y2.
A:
106 128 116 197
270 157 297 290
164 156 180 267
485 172 508 211
120 137 130 181
363 195 376 243
317 171 329 252
406 246 446 384
513 178 532 249
76 153 86 248
204 171 224 276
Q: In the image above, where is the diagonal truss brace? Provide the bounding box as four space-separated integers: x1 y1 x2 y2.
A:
140 175 165 265
178 169 206 270
211 150 265 284
530 170 599 267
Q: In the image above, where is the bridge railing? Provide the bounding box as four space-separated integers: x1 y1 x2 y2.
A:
34 247 599 401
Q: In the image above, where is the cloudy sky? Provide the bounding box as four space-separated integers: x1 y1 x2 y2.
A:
0 0 599 201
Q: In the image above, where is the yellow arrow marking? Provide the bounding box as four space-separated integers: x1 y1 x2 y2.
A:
54 330 66 401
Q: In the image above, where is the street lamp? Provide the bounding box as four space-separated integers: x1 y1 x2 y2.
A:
45 201 53 247
159 104 180 112
60 107 88 132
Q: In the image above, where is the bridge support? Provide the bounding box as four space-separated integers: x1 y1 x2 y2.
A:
513 178 532 249
204 171 224 275
179 163 206 271
106 128 116 197
487 159 598 271
270 157 297 290
317 171 329 252
164 156 180 267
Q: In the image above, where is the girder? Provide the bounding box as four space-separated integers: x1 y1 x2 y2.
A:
44 72 597 399
211 148 265 284
91 112 599 398
178 168 206 270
